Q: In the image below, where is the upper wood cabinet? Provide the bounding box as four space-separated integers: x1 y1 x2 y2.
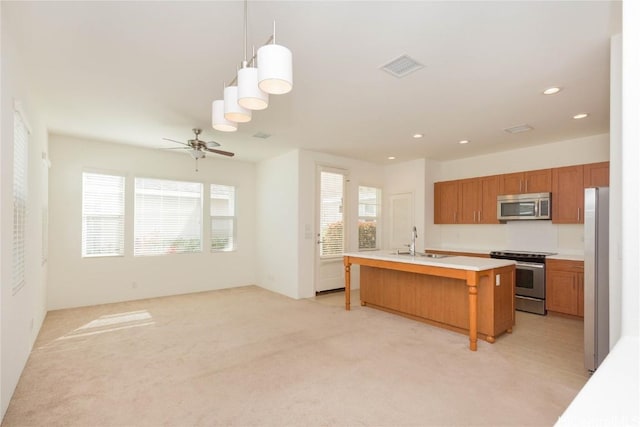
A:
584 161 610 187
435 176 500 224
551 161 609 224
499 169 552 195
434 180 459 224
552 165 584 223
434 161 609 226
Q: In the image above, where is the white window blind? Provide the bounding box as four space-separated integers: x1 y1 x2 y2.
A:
319 171 344 257
358 186 381 250
82 172 125 257
135 178 202 256
12 110 29 294
210 184 236 251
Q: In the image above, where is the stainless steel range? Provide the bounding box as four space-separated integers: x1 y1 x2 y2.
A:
489 250 557 315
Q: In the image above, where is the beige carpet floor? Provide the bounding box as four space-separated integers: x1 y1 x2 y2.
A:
2 285 588 427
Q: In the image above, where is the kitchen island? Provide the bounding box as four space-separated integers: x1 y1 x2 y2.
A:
343 251 516 351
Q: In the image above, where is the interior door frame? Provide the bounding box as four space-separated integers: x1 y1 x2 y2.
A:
314 164 349 293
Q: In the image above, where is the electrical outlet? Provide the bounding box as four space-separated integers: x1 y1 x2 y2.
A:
496 274 501 286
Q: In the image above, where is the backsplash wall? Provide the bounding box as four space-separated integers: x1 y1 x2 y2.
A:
432 222 584 255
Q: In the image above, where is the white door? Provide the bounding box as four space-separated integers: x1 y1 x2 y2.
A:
315 167 347 293
389 193 414 250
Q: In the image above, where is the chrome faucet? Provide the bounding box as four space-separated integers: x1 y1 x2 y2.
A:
409 226 417 256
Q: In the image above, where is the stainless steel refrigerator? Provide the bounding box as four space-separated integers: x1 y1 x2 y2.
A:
584 187 609 371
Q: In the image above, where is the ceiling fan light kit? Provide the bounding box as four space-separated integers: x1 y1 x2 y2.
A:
211 0 292 132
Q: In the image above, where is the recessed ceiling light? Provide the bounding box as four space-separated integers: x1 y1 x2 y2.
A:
459 140 470 144
543 87 562 95
412 133 424 139
387 156 396 160
573 113 589 120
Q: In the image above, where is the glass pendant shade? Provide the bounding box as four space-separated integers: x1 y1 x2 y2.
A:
224 86 252 123
211 100 238 132
257 44 293 95
238 67 269 110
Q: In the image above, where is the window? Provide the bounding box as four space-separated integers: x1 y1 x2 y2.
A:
358 186 381 250
134 178 202 256
82 172 125 257
210 184 236 251
319 170 345 257
13 109 29 294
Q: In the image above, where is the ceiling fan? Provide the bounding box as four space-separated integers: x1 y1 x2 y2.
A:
163 128 234 169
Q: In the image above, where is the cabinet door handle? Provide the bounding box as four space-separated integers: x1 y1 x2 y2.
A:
473 211 476 222
519 180 522 192
478 211 481 222
578 207 581 222
525 180 528 192
454 212 457 223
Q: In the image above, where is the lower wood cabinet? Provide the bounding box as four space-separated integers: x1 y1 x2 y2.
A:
546 259 584 317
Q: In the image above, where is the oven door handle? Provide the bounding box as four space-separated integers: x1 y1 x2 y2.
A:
515 261 545 269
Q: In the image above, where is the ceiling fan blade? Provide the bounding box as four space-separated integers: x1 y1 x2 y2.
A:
203 140 220 147
165 147 190 150
204 147 235 157
162 138 189 146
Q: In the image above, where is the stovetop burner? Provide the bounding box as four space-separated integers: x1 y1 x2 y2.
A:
491 249 557 256
489 249 557 262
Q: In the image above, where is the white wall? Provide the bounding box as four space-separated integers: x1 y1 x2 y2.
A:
0 14 49 417
383 159 427 252
609 34 623 347
47 135 256 309
255 150 300 299
425 134 610 253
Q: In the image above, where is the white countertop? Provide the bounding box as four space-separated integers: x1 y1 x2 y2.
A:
426 247 585 262
344 251 515 272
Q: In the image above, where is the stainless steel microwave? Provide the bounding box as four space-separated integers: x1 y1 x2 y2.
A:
497 192 552 221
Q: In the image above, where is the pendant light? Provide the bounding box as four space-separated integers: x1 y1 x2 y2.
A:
211 0 292 133
211 100 237 132
257 22 293 95
237 2 269 110
238 62 269 110
224 85 251 123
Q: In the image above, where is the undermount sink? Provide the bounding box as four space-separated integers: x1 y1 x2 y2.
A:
390 250 452 259
422 253 452 259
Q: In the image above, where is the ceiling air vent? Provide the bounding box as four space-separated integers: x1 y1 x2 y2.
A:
253 132 271 139
504 124 534 134
380 54 424 78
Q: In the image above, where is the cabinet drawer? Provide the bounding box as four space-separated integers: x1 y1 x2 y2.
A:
546 259 583 273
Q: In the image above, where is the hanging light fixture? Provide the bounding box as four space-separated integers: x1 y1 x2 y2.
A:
211 0 292 132
211 99 238 132
257 22 293 95
238 60 269 110
224 85 251 123
237 2 269 110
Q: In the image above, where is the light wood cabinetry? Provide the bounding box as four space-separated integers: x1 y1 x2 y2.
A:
546 259 584 317
434 161 609 225
551 162 610 224
359 264 515 345
434 180 459 224
499 169 552 195
552 165 584 224
434 175 499 224
584 161 610 187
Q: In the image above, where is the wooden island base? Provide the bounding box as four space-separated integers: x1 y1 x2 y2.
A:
359 266 515 345
343 254 515 351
